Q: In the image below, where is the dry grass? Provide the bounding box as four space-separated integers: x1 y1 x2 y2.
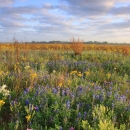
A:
0 42 130 55
70 37 84 55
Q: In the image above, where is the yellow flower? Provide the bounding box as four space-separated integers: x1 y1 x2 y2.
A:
107 73 111 79
0 71 3 76
67 80 71 85
0 100 5 107
77 72 82 77
70 70 77 75
26 115 31 122
30 73 37 79
58 83 62 87
84 71 90 76
22 57 27 61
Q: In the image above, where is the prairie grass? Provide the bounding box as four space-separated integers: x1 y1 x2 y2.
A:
0 41 130 129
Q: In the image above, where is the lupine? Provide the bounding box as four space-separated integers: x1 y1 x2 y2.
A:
66 100 70 109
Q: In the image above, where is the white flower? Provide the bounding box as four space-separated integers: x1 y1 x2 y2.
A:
0 85 10 97
24 66 30 69
1 85 7 90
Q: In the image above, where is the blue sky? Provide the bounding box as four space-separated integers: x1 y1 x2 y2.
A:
0 0 130 43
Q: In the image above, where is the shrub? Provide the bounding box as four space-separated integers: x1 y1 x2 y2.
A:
70 38 84 55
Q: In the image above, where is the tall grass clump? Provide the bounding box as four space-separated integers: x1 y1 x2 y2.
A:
71 37 84 55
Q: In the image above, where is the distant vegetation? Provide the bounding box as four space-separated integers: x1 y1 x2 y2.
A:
1 40 130 44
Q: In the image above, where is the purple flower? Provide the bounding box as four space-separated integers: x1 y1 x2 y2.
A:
25 99 29 105
62 89 66 96
70 92 75 99
86 104 90 109
69 127 74 130
66 100 70 109
59 127 63 130
25 88 29 93
34 106 39 111
84 111 87 119
78 86 83 92
78 112 82 118
11 101 15 106
107 91 112 97
112 102 114 108
66 87 70 95
52 88 58 94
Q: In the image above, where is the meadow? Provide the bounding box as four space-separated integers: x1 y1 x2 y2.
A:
0 40 130 130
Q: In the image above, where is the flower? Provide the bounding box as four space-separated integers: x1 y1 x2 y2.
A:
106 73 111 79
77 72 82 77
25 99 29 105
69 127 74 130
78 112 82 118
26 128 33 130
59 127 63 130
24 66 30 69
52 88 58 94
0 85 10 97
58 83 62 87
30 73 37 79
26 115 31 122
1 85 7 89
66 100 70 109
0 100 5 107
70 70 77 75
84 71 90 76
34 106 39 111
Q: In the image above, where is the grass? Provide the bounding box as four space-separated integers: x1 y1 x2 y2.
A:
0 42 130 130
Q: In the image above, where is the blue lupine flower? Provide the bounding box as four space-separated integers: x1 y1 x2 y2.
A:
77 86 83 94
24 88 29 93
62 89 65 96
25 99 29 105
66 87 70 95
107 91 112 97
86 104 90 109
52 88 57 94
59 127 63 130
78 112 82 118
112 102 114 108
70 92 75 99
66 100 70 109
11 101 15 106
84 111 87 119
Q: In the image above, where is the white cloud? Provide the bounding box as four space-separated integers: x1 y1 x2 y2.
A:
0 0 14 7
0 0 130 42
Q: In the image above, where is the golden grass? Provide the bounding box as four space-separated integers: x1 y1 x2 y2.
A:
0 43 130 55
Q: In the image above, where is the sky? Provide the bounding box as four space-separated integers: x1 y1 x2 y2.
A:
0 0 130 43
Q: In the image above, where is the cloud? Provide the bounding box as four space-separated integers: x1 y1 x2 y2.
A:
1 6 38 15
0 0 130 42
100 19 130 29
0 21 24 28
59 0 130 17
110 4 130 15
0 0 14 7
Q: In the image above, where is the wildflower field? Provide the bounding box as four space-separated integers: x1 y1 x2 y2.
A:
0 41 130 130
